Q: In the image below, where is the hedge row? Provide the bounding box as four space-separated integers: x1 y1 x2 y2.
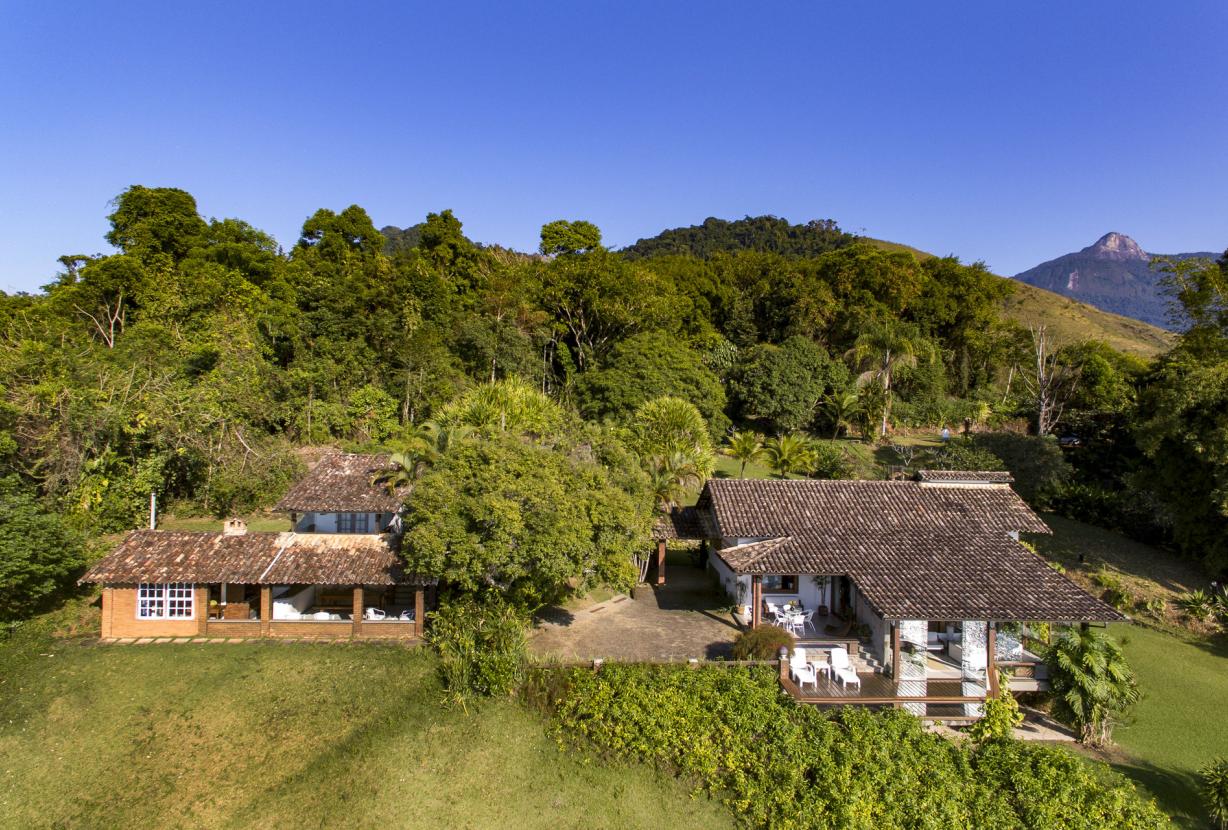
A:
552 664 1168 830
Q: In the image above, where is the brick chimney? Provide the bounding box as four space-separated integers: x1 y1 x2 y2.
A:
223 518 248 536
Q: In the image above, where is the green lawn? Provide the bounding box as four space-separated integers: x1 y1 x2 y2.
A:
0 607 732 830
1105 623 1228 828
157 512 291 533
1028 517 1225 828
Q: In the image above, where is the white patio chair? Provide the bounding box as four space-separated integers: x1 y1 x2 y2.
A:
797 609 817 634
828 647 862 689
364 607 386 620
789 652 817 690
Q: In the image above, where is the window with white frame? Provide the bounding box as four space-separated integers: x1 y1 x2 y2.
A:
336 512 370 533
137 583 195 619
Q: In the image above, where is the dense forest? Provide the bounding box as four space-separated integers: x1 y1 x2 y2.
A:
1 188 1226 618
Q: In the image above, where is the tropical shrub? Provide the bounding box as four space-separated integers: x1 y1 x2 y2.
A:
552 664 1167 829
429 597 527 704
968 675 1024 743
809 441 854 479
1202 756 1228 830
928 437 1005 472
1046 626 1140 746
731 624 794 659
1177 589 1216 622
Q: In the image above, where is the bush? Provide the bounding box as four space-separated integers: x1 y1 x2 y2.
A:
968 676 1024 743
1046 626 1140 746
1202 756 1228 830
809 441 854 479
731 624 795 659
428 597 527 705
552 664 1167 829
1178 589 1216 623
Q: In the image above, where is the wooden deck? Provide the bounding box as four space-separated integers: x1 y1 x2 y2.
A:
780 666 985 719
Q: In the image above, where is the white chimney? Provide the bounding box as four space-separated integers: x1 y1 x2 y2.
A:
223 518 248 536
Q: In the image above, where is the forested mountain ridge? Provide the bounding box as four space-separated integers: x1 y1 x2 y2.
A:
1012 232 1219 329
628 218 1173 357
859 237 1173 358
621 215 854 259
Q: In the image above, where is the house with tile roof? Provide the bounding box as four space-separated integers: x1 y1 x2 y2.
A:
662 472 1120 714
82 452 434 641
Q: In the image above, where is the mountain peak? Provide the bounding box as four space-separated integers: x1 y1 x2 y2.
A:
1085 232 1148 261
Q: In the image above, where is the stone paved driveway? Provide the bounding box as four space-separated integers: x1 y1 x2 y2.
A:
529 563 741 662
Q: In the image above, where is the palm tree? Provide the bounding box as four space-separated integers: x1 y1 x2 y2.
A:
1045 626 1140 746
723 430 764 479
1202 756 1228 830
845 322 926 438
646 452 704 510
371 450 433 494
821 390 861 441
762 433 816 479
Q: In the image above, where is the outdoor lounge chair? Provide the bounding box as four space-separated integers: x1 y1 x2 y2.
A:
789 652 817 690
828 647 860 689
364 607 386 621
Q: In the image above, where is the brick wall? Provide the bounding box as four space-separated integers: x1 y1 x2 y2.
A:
101 585 207 638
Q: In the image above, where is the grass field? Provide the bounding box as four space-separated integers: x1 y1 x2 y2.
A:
1105 624 1228 828
157 512 291 533
0 607 733 830
1027 517 1225 828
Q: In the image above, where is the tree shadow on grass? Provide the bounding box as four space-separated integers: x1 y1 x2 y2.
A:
1106 756 1204 828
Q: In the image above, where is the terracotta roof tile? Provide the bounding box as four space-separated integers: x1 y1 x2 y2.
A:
713 531 1119 622
81 530 434 586
651 506 707 541
700 478 1049 538
274 452 406 513
916 470 1014 484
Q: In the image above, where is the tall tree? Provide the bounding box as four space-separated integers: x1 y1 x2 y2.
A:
845 322 927 437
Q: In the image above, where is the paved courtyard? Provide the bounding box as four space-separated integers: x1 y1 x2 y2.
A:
530 561 742 662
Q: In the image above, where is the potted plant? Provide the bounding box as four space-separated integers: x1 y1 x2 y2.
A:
735 581 750 622
811 575 831 617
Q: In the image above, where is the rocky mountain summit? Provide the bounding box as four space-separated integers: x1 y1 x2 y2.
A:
1012 233 1217 328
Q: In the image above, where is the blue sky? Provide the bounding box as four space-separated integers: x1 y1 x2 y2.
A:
1 1 1225 292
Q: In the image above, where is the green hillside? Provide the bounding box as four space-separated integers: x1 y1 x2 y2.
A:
0 606 733 830
863 237 1173 358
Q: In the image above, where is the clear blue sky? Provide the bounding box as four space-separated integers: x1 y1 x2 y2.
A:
2 1 1225 292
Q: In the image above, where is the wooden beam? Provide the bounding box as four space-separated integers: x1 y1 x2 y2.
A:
414 588 425 637
751 575 762 628
655 540 667 585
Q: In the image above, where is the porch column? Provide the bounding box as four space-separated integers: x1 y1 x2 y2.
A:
987 624 999 697
751 575 762 628
352 586 364 638
655 540 667 586
960 620 989 717
414 587 425 637
890 623 901 681
259 586 271 636
897 620 927 715
195 585 209 636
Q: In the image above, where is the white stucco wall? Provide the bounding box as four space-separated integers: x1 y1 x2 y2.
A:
293 512 387 534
